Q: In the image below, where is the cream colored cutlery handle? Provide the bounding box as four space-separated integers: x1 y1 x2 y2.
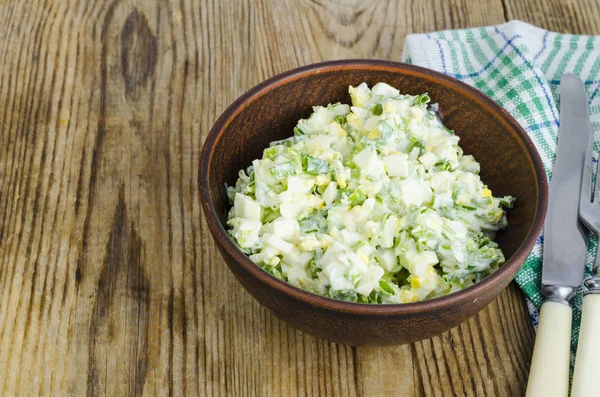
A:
571 293 600 397
525 301 572 397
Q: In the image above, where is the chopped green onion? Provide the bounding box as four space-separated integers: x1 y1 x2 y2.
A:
499 196 515 208
442 125 454 135
328 289 358 302
348 189 367 207
415 94 430 105
334 115 347 125
379 280 395 296
270 162 294 180
372 103 383 116
368 290 383 304
302 155 329 175
262 265 286 281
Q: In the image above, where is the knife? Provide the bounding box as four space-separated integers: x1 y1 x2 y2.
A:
525 73 590 397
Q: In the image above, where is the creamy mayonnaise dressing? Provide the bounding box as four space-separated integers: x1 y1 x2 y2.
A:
226 83 514 304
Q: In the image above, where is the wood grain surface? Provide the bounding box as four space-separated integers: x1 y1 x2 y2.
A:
0 0 598 396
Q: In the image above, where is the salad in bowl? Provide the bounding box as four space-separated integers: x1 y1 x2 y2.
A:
226 82 514 304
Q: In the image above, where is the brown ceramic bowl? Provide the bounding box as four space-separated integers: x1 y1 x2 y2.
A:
199 59 547 346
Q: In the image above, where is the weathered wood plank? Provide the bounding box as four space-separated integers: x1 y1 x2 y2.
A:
0 0 590 395
503 0 600 35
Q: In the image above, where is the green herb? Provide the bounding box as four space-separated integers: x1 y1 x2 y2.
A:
263 146 279 160
379 280 395 296
298 207 315 221
452 182 467 201
262 207 281 223
299 216 325 233
271 137 297 148
337 188 351 199
415 94 430 105
226 186 238 204
262 265 286 281
348 273 362 286
393 267 410 286
244 173 256 195
328 289 358 302
315 184 327 195
499 196 515 208
434 160 452 171
353 240 366 250
302 155 329 175
368 290 383 304
294 124 309 136
271 184 285 194
407 139 425 156
442 266 480 283
357 294 369 303
334 115 347 125
442 125 454 135
309 260 321 279
348 189 367 207
372 103 383 116
455 145 464 157
270 162 294 180
442 273 462 283
478 236 491 248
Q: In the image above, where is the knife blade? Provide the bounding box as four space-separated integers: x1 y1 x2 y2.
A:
526 73 590 397
542 73 589 289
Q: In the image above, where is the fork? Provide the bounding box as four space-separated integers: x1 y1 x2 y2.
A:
572 130 600 397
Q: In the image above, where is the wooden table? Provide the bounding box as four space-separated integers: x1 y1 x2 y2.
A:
1 0 599 395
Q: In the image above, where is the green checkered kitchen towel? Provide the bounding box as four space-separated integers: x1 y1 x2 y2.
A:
402 20 599 370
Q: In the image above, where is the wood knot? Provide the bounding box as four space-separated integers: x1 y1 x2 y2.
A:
121 9 157 98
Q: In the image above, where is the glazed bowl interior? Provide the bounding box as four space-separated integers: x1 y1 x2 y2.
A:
200 60 546 344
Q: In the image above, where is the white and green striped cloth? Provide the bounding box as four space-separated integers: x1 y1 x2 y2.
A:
402 20 600 371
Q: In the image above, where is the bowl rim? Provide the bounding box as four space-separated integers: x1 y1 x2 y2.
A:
199 59 548 315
